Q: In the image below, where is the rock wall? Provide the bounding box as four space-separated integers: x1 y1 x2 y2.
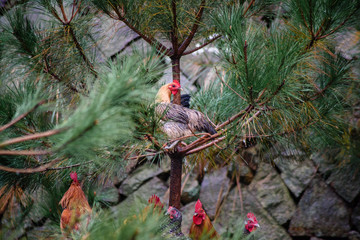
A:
111 149 360 240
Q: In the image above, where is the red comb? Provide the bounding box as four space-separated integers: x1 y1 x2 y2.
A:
247 212 257 221
195 199 202 212
70 172 78 182
148 194 160 204
148 194 164 209
173 80 180 86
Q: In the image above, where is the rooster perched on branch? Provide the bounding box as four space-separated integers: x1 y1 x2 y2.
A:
59 172 92 234
189 199 219 240
155 82 216 142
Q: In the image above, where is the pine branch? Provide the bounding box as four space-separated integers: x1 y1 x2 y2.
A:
0 158 62 173
183 35 222 56
178 0 206 55
0 129 65 148
0 149 52 155
47 160 93 170
0 100 46 132
112 7 171 56
110 36 142 61
171 0 179 55
43 57 80 93
185 136 225 155
243 0 255 16
318 6 360 39
215 67 246 101
67 25 98 77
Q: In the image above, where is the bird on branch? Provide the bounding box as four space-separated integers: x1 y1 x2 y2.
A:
155 82 216 150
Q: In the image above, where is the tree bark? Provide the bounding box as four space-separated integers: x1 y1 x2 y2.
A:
168 152 183 209
171 57 181 105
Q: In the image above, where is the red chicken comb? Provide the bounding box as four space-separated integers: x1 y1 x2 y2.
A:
195 199 203 212
148 194 163 208
70 172 78 182
247 212 257 221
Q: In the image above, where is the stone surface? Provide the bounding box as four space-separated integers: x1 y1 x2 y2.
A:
114 177 168 217
181 173 200 205
199 167 229 219
98 187 119 205
325 166 360 203
248 163 296 225
274 157 316 197
311 153 360 203
214 187 292 240
119 164 164 196
228 156 254 185
180 201 197 235
289 177 350 237
353 202 360 232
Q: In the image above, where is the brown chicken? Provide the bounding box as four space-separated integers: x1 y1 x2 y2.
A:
59 172 92 234
155 82 216 140
189 199 219 240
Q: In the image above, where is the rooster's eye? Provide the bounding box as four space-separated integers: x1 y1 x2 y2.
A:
172 85 175 87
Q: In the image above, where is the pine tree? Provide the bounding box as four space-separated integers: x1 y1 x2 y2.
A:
0 0 359 239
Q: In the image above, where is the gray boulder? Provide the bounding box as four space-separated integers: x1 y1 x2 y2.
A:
353 202 360 232
214 187 292 240
311 153 360 203
248 163 296 225
180 201 197 235
289 176 350 237
114 177 168 217
199 167 229 219
119 164 164 196
274 157 316 197
181 173 200 204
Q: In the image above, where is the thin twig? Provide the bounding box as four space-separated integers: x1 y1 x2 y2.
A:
113 8 171 56
110 36 142 61
244 40 252 103
185 136 225 155
178 0 206 55
47 160 92 170
216 105 253 130
68 26 97 77
0 158 62 173
0 100 46 132
215 67 246 101
235 173 244 214
243 0 255 16
318 7 360 39
0 149 52 156
183 35 222 56
0 129 65 148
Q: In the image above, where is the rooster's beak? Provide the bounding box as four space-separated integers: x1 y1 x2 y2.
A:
254 223 260 228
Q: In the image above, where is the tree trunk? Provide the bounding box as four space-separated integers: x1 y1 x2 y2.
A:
168 152 183 209
171 57 181 105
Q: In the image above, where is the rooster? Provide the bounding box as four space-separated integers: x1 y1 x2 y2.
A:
59 172 92 234
165 206 189 238
189 199 219 240
243 212 260 235
155 82 216 141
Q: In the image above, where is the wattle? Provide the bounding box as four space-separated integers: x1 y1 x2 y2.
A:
193 215 203 225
